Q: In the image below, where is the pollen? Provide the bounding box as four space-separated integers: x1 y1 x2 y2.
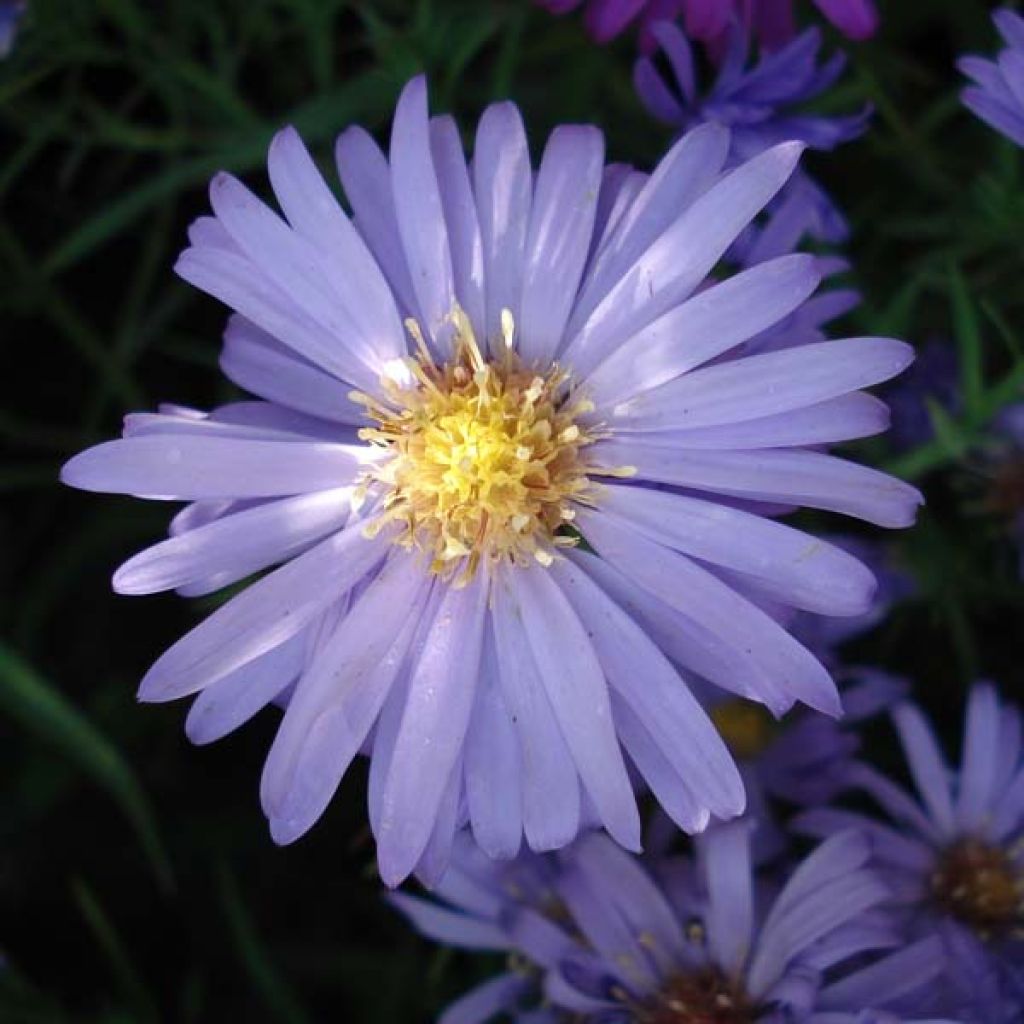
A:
931 838 1024 938
352 308 621 584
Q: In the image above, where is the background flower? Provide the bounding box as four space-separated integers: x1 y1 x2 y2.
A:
960 8 1024 147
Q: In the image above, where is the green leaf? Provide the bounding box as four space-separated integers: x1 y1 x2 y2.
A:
0 642 173 893
219 865 312 1024
947 262 984 417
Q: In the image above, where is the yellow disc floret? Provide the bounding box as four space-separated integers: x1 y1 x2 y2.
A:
352 308 629 584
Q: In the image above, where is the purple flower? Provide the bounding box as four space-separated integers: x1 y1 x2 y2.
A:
61 75 920 886
798 683 1024 1022
0 0 25 58
534 0 878 51
635 21 870 242
960 9 1024 148
398 822 947 1023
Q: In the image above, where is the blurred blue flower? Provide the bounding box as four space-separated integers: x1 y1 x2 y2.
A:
0 0 25 58
884 339 961 452
960 8 1024 147
397 822 949 1023
635 19 871 241
799 683 1024 1023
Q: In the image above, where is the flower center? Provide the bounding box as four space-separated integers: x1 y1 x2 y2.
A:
931 838 1023 937
709 699 778 760
354 309 626 583
632 970 757 1024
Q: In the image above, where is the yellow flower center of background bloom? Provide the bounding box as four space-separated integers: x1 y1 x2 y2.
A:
710 699 779 760
354 309 629 584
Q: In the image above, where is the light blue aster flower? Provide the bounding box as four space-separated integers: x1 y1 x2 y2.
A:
960 8 1024 147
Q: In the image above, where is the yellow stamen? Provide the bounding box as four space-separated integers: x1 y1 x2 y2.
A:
353 308 621 584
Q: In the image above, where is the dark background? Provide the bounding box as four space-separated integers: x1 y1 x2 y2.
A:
1 1 1023 1020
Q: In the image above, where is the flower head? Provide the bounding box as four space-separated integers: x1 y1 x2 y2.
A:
534 0 878 51
798 683 1024 1021
62 76 920 886
635 21 870 241
960 9 1024 148
0 0 25 59
397 822 947 1023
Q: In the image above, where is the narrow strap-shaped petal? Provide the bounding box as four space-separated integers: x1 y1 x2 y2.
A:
518 125 604 367
551 557 744 822
113 489 352 595
634 392 889 450
607 337 914 431
591 487 876 616
578 508 839 716
438 973 532 1024
261 560 429 842
184 635 305 745
464 627 523 860
592 444 922 529
135 519 390 702
571 122 729 336
892 702 955 839
955 682 1003 831
267 125 406 366
474 101 532 348
61 434 368 500
511 565 641 852
430 115 486 337
377 571 488 885
335 124 420 320
563 142 804 378
391 76 456 352
220 316 365 424
700 820 755 977
583 253 821 409
491 576 582 852
388 892 509 951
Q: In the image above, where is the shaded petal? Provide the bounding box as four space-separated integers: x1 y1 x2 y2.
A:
511 565 641 851
439 974 532 1024
220 317 365 425
518 125 604 366
491 577 582 851
113 488 352 595
893 702 955 839
551 557 744 821
261 559 429 841
136 520 389 701
391 76 456 351
464 628 523 860
702 820 754 976
563 142 804 378
590 486 877 615
377 571 489 886
266 125 405 365
388 892 508 950
185 635 304 745
474 101 532 347
430 115 486 336
955 682 1001 831
571 123 730 337
583 253 821 409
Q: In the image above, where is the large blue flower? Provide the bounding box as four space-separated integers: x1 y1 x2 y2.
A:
62 75 919 886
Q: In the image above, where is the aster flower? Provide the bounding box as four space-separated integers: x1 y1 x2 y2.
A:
798 683 1024 1022
397 822 949 1023
635 20 870 241
959 9 1024 148
534 0 878 51
61 75 920 886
